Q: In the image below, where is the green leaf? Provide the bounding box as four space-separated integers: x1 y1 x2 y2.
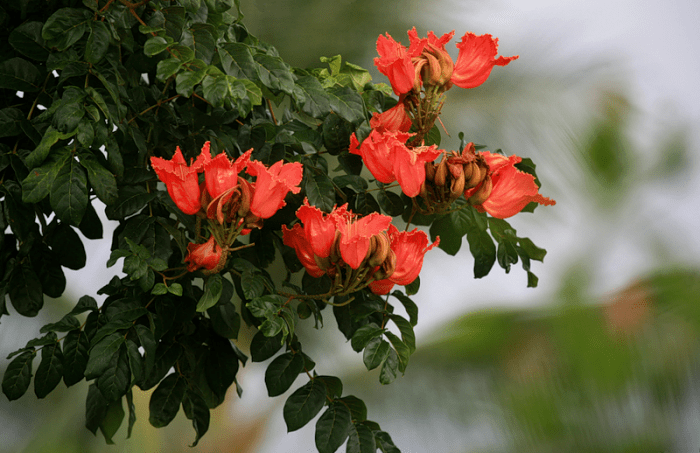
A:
70 295 98 314
317 375 343 399
429 214 462 256
84 332 125 379
34 341 63 398
26 128 74 169
182 389 210 447
351 324 384 353
219 42 257 79
0 58 41 92
99 398 125 444
2 350 34 401
85 384 109 435
85 20 110 64
149 373 186 428
62 329 90 386
375 430 401 453
354 192 380 216
77 120 95 147
384 331 410 374
51 156 88 225
404 276 420 297
283 378 327 432
241 272 267 300
389 314 416 354
80 152 119 205
156 58 183 82
9 21 49 61
303 167 335 212
0 108 24 138
250 330 284 362
254 54 295 95
9 261 44 317
265 352 304 397
425 124 441 147
326 85 364 124
105 186 157 220
40 313 80 333
294 76 332 119
133 325 156 379
362 337 390 371
175 62 207 97
42 8 92 51
315 402 352 453
126 390 136 438
347 422 377 453
518 237 547 262
143 36 170 56
378 348 398 385
197 274 223 312
201 74 228 107
466 227 496 279
208 301 240 339
21 148 70 203
339 395 367 422
46 222 86 270
205 336 238 402
377 190 404 216
96 346 130 402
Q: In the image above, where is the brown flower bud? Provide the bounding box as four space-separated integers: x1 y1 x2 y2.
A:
369 232 391 267
425 161 436 182
237 177 252 218
373 249 397 281
314 254 331 272
329 230 342 264
465 162 484 189
468 175 493 205
434 158 448 187
450 170 466 200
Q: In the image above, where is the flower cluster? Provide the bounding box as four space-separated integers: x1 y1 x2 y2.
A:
350 29 555 219
282 200 439 296
151 142 303 273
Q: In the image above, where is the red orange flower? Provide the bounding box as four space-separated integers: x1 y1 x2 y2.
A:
369 225 439 295
246 159 303 219
466 152 556 219
451 32 519 89
184 236 223 272
204 149 252 200
375 32 415 95
338 213 392 269
282 223 325 278
150 143 210 215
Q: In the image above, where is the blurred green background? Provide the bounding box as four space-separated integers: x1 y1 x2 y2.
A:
2 0 700 452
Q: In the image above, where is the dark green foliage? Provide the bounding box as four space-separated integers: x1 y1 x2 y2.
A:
0 1 551 451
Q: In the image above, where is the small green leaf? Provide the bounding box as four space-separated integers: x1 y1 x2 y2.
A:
378 348 398 385
156 58 182 82
42 8 92 51
62 329 89 386
51 156 88 225
2 350 35 401
9 261 44 317
143 36 170 56
182 389 210 447
0 57 41 92
362 337 390 371
40 313 80 333
85 384 109 435
351 324 384 353
250 330 284 362
9 21 49 61
389 314 416 354
315 402 352 453
304 167 335 212
21 148 70 203
377 190 404 216
85 20 110 64
197 274 223 312
347 422 377 453
34 342 63 398
96 346 130 402
208 301 240 339
149 373 186 428
283 378 326 432
84 332 125 379
99 398 125 444
265 352 304 397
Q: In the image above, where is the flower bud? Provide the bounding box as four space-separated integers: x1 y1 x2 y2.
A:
434 158 448 187
314 254 331 272
329 230 342 264
373 249 397 281
465 162 486 189
369 232 391 267
425 161 436 182
450 170 466 200
468 175 493 205
237 177 252 217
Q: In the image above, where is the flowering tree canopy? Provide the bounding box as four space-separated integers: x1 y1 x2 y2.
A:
0 1 554 452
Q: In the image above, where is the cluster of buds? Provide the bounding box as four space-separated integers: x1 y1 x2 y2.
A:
421 142 491 212
282 200 439 297
150 142 303 273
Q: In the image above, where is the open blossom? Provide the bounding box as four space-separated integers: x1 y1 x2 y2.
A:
466 152 556 219
369 225 440 295
369 101 413 133
295 200 348 259
150 144 210 214
374 28 517 94
349 130 440 198
184 236 223 272
246 159 303 219
204 148 252 200
338 212 392 269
